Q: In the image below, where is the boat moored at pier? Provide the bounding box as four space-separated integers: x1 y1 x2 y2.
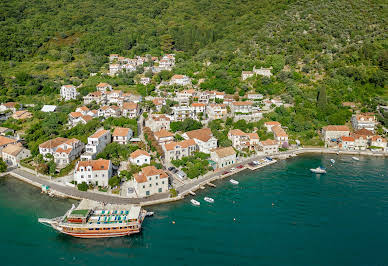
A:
39 202 147 238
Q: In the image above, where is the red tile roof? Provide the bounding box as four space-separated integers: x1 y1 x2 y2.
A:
134 166 168 183
130 149 150 159
76 159 111 171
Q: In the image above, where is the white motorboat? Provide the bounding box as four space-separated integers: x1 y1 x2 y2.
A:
330 159 335 164
146 212 154 216
352 156 360 161
230 179 239 185
191 199 200 206
310 167 327 174
204 197 214 203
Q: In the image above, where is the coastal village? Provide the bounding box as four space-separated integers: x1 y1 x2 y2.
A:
0 53 387 204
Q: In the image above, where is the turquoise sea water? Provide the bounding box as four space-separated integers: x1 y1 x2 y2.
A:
1 154 388 266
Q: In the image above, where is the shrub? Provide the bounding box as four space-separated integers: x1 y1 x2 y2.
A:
77 182 88 191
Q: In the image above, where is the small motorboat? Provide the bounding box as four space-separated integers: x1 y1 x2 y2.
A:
330 159 335 164
204 197 214 203
230 179 239 185
310 167 327 174
352 156 360 161
191 199 200 206
146 212 154 216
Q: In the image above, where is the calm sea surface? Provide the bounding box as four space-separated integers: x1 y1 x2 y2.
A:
1 154 387 266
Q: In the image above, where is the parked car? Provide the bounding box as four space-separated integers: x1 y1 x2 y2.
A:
237 165 244 169
223 171 230 175
230 167 236 171
168 166 176 171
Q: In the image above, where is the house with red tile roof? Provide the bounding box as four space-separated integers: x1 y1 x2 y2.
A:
2 144 31 166
210 147 236 169
121 102 138 118
321 125 350 142
154 129 174 144
182 128 217 153
112 127 133 145
74 159 112 187
81 129 111 160
162 139 197 162
129 150 151 166
145 114 171 132
351 114 377 132
259 139 279 155
228 129 259 150
133 166 168 197
53 138 84 167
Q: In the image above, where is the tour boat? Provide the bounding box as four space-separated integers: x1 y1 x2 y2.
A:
38 204 146 238
204 197 214 203
230 179 239 185
330 159 335 164
310 167 327 174
191 199 200 206
352 156 360 161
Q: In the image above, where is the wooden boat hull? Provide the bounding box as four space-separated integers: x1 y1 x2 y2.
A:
62 229 141 238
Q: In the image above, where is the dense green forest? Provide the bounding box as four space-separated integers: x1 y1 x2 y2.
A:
0 0 387 145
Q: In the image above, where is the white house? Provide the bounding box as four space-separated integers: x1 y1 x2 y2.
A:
39 137 70 159
370 136 387 150
351 114 377 132
41 105 57 113
129 150 151 166
264 121 281 132
112 127 133 145
228 129 259 150
0 102 18 113
133 166 169 197
210 146 236 169
272 126 288 145
321 125 350 142
74 159 112 187
154 129 174 144
207 104 227 120
253 66 273 77
53 138 84 168
182 128 217 154
340 136 355 150
60 85 79 101
172 106 192 121
231 101 254 120
106 90 123 104
122 102 138 118
145 114 171 132
170 75 191 86
259 139 279 155
83 91 106 105
82 129 111 160
247 93 264 101
96 83 112 93
191 103 206 118
2 144 31 166
98 105 121 118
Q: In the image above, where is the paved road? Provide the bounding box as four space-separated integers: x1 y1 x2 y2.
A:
11 168 169 204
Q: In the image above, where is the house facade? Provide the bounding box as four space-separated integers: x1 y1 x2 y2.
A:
129 150 151 166
321 125 351 142
182 128 217 154
133 166 169 197
82 129 111 160
112 127 133 145
207 104 227 120
2 144 31 166
259 139 279 155
210 147 236 169
145 114 171 132
74 159 112 187
163 139 198 162
60 85 79 101
228 129 259 150
53 138 84 168
351 114 377 132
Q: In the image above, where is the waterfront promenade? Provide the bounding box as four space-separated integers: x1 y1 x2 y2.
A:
7 147 388 206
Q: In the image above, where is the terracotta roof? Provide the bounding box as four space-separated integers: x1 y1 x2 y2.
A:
130 149 150 159
87 91 102 97
354 128 373 136
371 136 387 142
232 101 253 106
90 129 109 139
154 129 173 139
12 110 32 120
39 137 68 149
113 127 131 137
191 103 206 107
322 125 350 132
1 144 24 156
355 114 375 121
352 134 368 140
55 147 72 154
184 128 213 142
122 102 137 110
2 102 17 108
164 139 196 151
151 114 170 121
152 98 164 105
341 136 355 142
81 115 93 122
134 166 168 183
63 85 75 88
211 146 235 158
77 106 89 112
171 74 185 79
209 103 226 108
97 82 111 87
65 138 80 145
229 129 246 136
260 139 278 146
247 133 259 139
69 112 83 118
272 126 288 137
76 159 111 171
264 121 281 126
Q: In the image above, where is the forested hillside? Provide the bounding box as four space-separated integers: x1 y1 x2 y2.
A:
0 0 387 143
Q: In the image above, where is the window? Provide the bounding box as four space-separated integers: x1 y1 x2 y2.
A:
81 175 84 179
146 191 150 196
162 181 165 184
158 188 162 193
143 185 145 189
149 184 152 187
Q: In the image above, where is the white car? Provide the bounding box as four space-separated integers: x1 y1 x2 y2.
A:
230 167 236 171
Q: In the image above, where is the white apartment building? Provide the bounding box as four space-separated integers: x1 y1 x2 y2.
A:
53 138 84 168
60 85 79 101
351 114 377 132
264 121 281 132
74 159 112 187
163 139 197 162
81 129 111 160
133 166 169 197
182 128 217 154
207 104 227 120
172 106 192 121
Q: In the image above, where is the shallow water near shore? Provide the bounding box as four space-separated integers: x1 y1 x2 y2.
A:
1 154 388 266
